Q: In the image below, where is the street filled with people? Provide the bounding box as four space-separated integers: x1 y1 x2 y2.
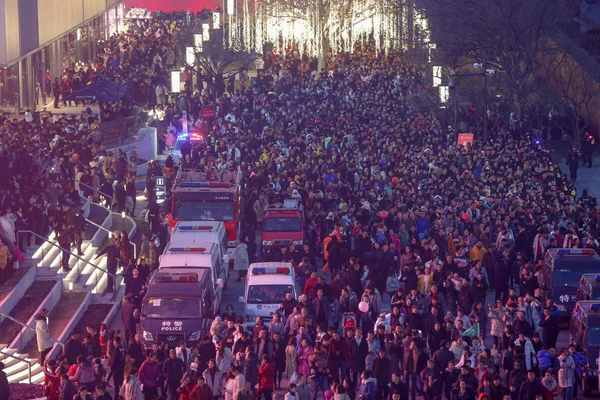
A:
0 7 597 400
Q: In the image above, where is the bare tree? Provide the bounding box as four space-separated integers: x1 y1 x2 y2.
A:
177 18 257 100
417 0 577 118
227 0 402 71
542 47 600 146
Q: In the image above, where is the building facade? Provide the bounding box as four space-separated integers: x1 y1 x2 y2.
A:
0 0 126 111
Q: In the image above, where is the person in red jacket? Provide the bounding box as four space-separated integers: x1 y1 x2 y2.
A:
190 375 214 400
257 355 276 400
138 352 161 400
178 374 197 400
43 360 61 400
303 272 319 298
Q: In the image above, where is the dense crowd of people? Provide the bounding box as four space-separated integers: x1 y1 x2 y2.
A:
0 6 593 400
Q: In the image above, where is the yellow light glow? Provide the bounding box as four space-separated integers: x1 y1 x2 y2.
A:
213 12 221 29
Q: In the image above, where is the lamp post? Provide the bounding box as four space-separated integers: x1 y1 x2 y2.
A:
449 60 495 140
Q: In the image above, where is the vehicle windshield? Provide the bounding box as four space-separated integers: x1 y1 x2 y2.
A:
247 285 294 304
588 327 600 347
145 297 200 318
174 200 234 221
264 217 302 232
553 269 593 288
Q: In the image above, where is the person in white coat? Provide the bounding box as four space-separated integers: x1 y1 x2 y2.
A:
234 240 249 282
119 370 144 400
35 309 53 365
558 349 575 400
514 333 537 371
176 342 192 367
230 367 245 400
203 359 223 398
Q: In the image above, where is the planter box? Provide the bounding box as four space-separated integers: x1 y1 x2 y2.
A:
0 267 36 320
9 280 62 350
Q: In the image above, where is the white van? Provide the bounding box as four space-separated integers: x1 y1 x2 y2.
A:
238 262 297 326
171 222 231 284
159 241 224 315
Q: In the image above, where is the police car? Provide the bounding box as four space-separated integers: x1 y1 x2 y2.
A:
173 132 204 160
542 249 600 322
140 269 215 349
238 263 296 326
577 274 600 302
570 301 600 396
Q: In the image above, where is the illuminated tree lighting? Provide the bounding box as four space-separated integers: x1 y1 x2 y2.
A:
223 0 419 66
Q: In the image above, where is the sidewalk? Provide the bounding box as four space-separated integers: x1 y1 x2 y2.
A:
557 158 600 198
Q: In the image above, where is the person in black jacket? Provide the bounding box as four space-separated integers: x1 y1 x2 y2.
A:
63 331 84 365
95 238 120 293
539 308 559 349
59 373 78 400
0 362 9 400
388 372 409 400
518 370 542 400
121 294 137 345
163 348 186 400
354 329 369 383
373 349 392 400
109 336 126 392
433 340 454 371
441 361 459 400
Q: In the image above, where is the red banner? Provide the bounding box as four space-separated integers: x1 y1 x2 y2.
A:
457 133 474 149
201 105 216 119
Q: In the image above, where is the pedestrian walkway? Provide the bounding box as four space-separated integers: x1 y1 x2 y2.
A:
557 158 600 198
40 100 101 118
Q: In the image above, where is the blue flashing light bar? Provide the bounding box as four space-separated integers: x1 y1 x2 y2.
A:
169 247 207 253
252 267 291 275
156 273 198 283
591 304 600 312
556 249 595 257
178 225 213 231
179 182 210 188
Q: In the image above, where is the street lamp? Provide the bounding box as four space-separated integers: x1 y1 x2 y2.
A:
202 24 210 41
433 66 442 87
185 47 195 66
439 86 449 104
171 71 181 93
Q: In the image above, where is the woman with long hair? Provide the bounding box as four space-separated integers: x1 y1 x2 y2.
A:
285 336 297 383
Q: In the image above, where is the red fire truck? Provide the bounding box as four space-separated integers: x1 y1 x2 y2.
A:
166 166 243 249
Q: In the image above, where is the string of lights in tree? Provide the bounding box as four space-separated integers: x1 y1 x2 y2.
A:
222 0 420 57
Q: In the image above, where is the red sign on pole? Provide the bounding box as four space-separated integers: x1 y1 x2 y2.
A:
457 133 474 149
201 105 216 119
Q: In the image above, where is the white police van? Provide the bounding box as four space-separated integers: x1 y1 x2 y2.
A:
159 241 224 315
171 222 231 285
238 262 296 326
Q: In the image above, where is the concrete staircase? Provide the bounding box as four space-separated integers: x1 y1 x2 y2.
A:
0 201 139 386
31 204 128 298
0 345 44 384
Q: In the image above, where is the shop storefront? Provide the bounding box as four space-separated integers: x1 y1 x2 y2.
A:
0 1 126 112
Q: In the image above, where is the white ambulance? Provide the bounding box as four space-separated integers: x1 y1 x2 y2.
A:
171 221 231 285
238 262 296 326
159 241 224 315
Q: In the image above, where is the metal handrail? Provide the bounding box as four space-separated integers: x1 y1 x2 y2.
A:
72 178 113 200
0 349 32 383
0 312 65 351
81 213 137 259
16 230 116 279
80 214 113 235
